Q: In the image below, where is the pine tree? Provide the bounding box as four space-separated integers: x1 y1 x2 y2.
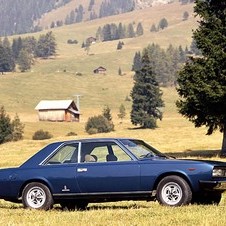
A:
132 51 142 71
136 22 144 36
150 24 158 32
176 0 226 155
11 114 24 141
183 11 189 20
118 67 122 75
18 49 33 72
0 106 13 144
0 45 15 74
117 41 123 50
118 104 126 123
127 23 135 38
35 31 56 58
131 49 164 128
158 18 168 30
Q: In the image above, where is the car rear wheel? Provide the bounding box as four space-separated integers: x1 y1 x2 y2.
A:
22 182 53 210
156 175 192 206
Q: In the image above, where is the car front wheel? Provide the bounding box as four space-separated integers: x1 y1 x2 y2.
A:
156 175 192 206
22 182 53 210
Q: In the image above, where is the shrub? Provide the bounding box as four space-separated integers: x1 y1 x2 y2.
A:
32 129 53 140
85 115 114 134
66 132 77 136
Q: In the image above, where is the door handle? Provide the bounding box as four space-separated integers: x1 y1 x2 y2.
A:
77 168 87 172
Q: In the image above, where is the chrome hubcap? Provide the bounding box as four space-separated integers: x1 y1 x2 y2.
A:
26 187 46 208
161 182 182 205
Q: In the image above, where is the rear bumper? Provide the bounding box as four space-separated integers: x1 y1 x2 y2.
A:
199 180 226 191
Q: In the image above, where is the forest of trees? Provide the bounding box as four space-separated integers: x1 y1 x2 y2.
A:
0 32 57 73
95 22 144 42
132 43 190 87
99 0 135 18
0 0 71 36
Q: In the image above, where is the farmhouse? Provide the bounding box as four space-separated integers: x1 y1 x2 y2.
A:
35 100 80 122
86 36 96 44
93 66 107 74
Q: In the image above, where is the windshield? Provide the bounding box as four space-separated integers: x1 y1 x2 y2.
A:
119 139 168 159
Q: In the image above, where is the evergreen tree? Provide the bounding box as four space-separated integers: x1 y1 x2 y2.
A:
65 15 71 25
35 31 56 58
136 22 144 36
118 104 126 123
183 11 189 20
88 0 95 11
178 45 186 63
118 22 125 39
117 41 123 50
0 45 15 74
69 10 76 24
158 18 168 30
102 24 111 41
18 49 33 72
150 24 158 32
132 51 142 71
0 106 13 144
190 38 202 55
127 23 135 38
75 5 84 23
131 49 164 128
50 21 55 28
118 67 122 75
11 114 24 141
96 26 103 41
176 0 226 155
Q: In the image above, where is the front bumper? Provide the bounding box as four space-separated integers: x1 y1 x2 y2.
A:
200 180 226 191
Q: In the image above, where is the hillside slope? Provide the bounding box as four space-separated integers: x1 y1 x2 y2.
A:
0 2 196 119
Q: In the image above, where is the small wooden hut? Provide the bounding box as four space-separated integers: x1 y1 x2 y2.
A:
35 100 80 122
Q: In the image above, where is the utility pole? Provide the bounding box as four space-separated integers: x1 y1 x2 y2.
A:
73 94 82 111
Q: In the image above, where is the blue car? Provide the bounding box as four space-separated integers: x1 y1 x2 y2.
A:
0 138 226 210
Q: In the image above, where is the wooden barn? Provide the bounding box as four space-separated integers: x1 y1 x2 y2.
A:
35 100 80 122
93 66 107 74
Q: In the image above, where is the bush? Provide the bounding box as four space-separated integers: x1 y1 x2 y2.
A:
85 115 114 134
32 129 53 140
66 132 77 136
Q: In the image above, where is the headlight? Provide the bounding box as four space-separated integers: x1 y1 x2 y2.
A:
212 168 226 177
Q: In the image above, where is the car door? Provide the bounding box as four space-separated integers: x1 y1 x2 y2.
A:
76 141 140 193
42 142 80 194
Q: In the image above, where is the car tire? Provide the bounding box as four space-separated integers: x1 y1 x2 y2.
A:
192 192 222 205
156 175 192 206
22 182 53 210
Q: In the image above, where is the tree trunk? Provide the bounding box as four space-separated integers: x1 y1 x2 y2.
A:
221 126 226 157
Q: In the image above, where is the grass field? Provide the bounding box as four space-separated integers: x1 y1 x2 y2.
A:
1 2 226 225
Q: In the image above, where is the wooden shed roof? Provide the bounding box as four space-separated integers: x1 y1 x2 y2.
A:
35 100 80 114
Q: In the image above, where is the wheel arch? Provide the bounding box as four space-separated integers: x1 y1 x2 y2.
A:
19 178 53 199
153 172 194 192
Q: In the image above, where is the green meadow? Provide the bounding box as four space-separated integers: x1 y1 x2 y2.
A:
0 2 226 225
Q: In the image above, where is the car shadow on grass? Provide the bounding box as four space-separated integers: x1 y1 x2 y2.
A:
167 149 222 159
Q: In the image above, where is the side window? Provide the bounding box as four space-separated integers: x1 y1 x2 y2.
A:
80 141 132 163
46 143 78 164
111 144 132 161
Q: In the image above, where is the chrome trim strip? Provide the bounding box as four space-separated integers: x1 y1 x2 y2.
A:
53 191 153 197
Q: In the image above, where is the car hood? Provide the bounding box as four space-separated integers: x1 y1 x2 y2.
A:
141 157 226 166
